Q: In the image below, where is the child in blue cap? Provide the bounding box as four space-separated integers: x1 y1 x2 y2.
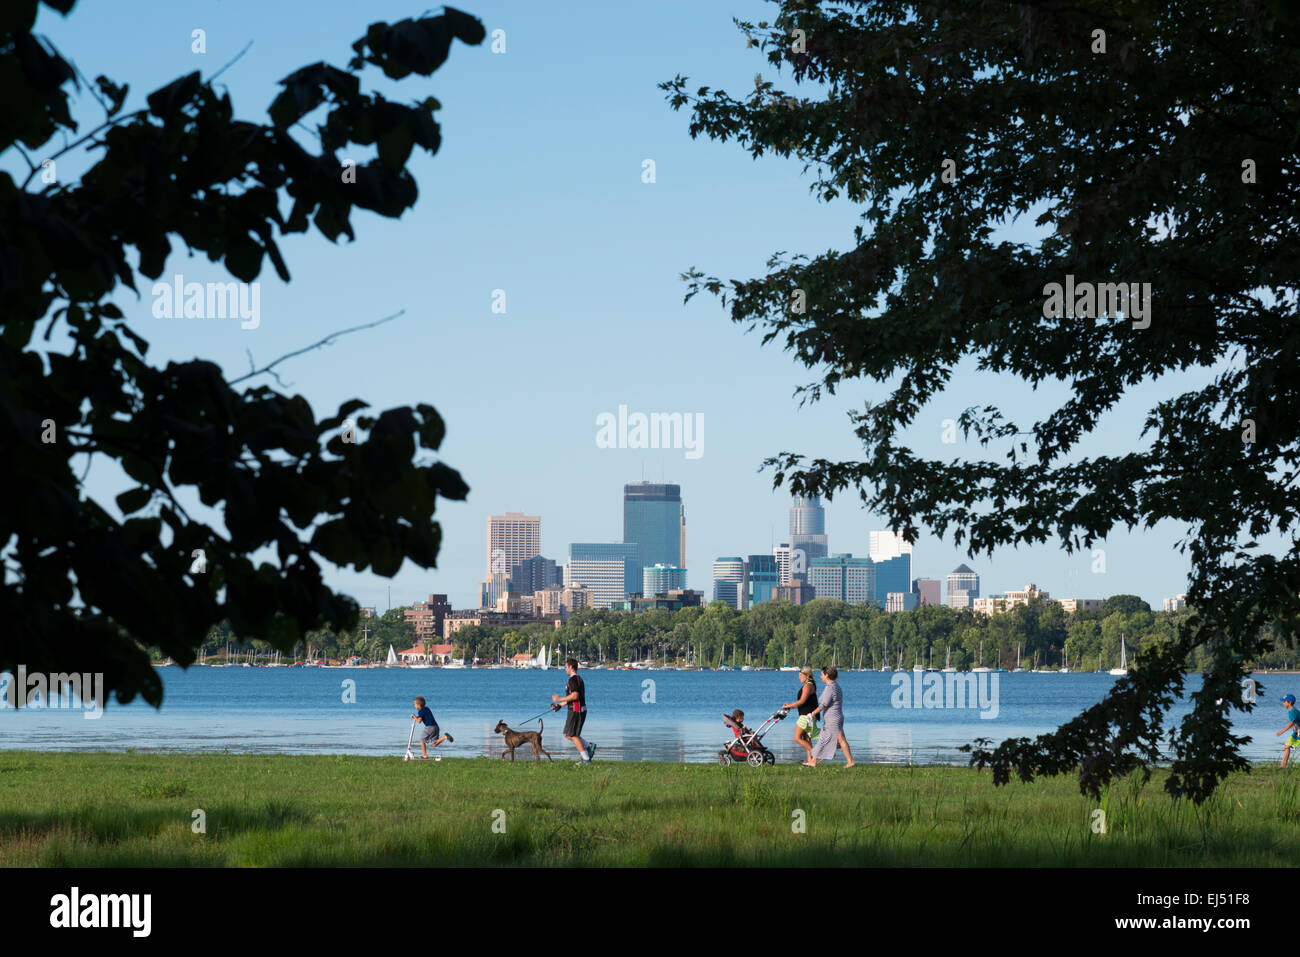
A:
1277 694 1300 767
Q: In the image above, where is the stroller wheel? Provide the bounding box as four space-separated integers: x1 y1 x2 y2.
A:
719 752 733 766
763 751 775 765
747 751 765 768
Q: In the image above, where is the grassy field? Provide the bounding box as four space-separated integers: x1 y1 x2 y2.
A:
1 752 1298 866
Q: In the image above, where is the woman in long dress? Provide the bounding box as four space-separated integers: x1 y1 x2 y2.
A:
805 665 854 767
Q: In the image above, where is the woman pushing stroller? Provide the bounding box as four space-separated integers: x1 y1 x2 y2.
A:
782 666 821 763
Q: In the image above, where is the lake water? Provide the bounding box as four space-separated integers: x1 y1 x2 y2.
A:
0 668 1291 764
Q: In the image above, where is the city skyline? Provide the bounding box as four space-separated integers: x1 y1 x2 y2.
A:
373 483 1174 612
40 0 1204 621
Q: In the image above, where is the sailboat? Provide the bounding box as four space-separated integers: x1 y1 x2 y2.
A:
912 648 924 673
880 636 890 672
942 646 956 673
1012 643 1025 672
1108 635 1129 676
1061 648 1069 674
385 644 398 667
971 641 991 673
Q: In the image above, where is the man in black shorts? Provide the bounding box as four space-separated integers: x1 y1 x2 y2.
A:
551 658 595 762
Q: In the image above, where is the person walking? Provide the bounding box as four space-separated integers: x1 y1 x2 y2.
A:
782 666 820 763
804 665 854 768
552 657 595 763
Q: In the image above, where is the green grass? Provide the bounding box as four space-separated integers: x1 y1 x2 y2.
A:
1 752 1297 866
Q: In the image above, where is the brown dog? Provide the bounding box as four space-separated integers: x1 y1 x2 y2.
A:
494 719 553 762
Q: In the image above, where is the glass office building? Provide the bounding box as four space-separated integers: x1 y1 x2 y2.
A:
872 554 912 607
643 564 687 596
624 483 684 576
747 554 779 606
946 563 980 608
566 543 640 608
809 554 876 605
712 557 747 609
789 494 828 561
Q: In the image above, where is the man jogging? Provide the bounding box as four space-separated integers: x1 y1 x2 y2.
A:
552 658 595 763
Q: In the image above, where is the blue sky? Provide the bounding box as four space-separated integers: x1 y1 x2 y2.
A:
32 0 1207 611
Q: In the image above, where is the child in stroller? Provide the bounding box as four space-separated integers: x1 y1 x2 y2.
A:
719 707 788 766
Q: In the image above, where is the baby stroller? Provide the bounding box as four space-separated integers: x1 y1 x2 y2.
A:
718 709 788 767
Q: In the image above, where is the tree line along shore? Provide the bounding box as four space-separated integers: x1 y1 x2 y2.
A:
178 595 1298 673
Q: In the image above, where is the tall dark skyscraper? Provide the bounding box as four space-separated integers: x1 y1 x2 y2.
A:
789 494 828 563
624 482 685 574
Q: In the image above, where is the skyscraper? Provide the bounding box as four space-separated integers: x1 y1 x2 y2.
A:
643 564 687 596
868 530 914 563
486 513 541 580
873 554 912 607
747 554 779 606
912 578 941 606
808 554 875 605
789 494 828 563
624 482 685 581
946 564 980 609
566 543 639 608
512 555 560 596
712 557 747 610
773 543 797 586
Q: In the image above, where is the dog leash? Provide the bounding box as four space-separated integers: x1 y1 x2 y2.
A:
519 707 554 725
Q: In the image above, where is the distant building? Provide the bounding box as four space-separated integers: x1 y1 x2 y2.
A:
478 573 514 610
773 543 796 586
912 578 941 607
533 585 592 616
359 606 377 619
1056 598 1103 614
565 543 639 609
1006 584 1049 606
774 578 816 605
809 554 876 605
486 512 541 580
947 564 980 608
747 554 780 606
790 495 829 562
643 564 687 596
496 595 538 617
886 591 919 613
624 482 684 571
404 594 451 640
612 590 705 613
873 554 912 607
443 609 557 639
868 530 913 563
712 557 747 609
1163 594 1188 612
398 642 454 664
512 555 560 596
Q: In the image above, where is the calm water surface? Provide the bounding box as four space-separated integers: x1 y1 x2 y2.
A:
0 668 1290 764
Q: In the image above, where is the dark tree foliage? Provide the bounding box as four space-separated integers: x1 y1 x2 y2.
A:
1 2 482 705
1102 594 1151 616
663 0 1300 801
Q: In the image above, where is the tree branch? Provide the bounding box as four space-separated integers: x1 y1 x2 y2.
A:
228 310 405 386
